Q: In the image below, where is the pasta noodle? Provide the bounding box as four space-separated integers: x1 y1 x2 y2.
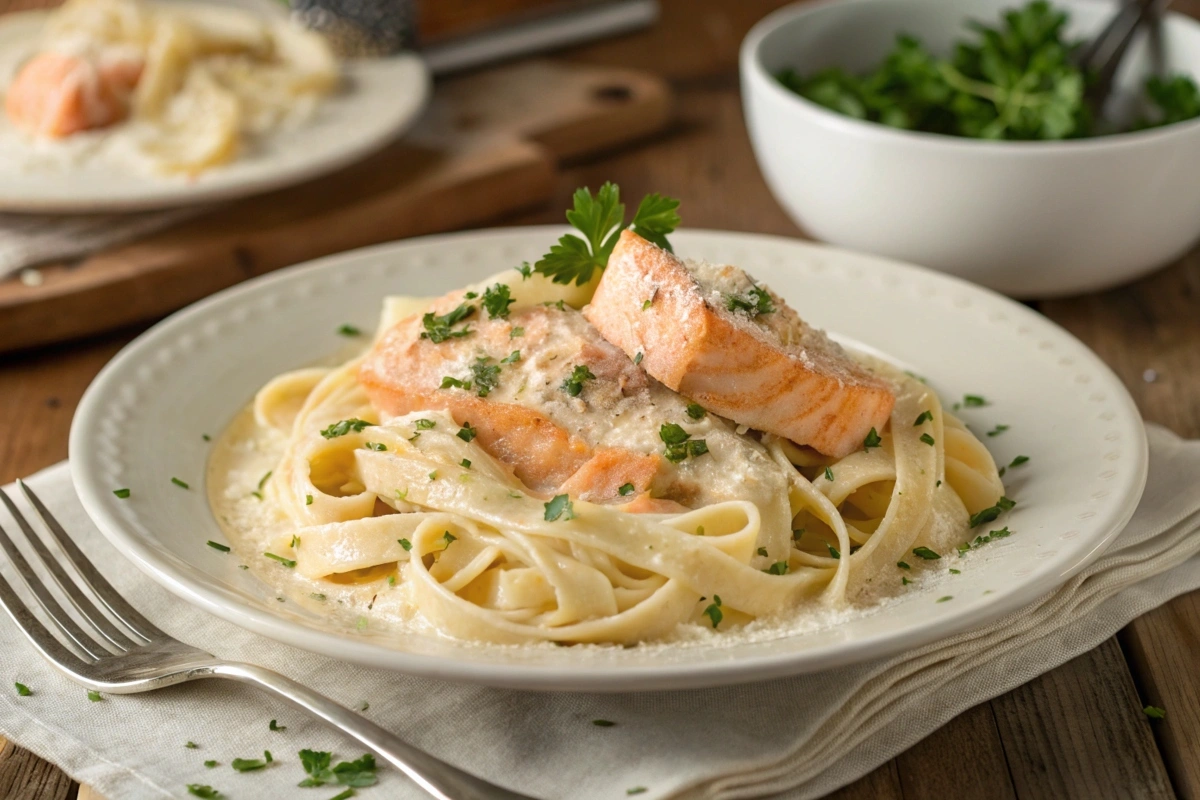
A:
210 270 1005 646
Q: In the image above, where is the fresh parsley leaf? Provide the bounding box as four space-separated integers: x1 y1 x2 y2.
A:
113 488 131 498
171 477 189 490
482 283 516 319
963 395 987 407
827 544 841 559
618 483 635 496
725 286 774 316
986 424 1010 437
327 790 355 800
544 494 576 521
187 785 221 798
897 561 910 569
457 422 477 442
510 326 524 338
185 741 199 749
702 595 723 628
420 303 475 343
321 418 372 439
398 538 412 551
501 350 521 364
337 324 361 337
628 193 682 252
331 754 378 788
516 262 532 279
912 546 941 560
264 552 296 568
968 496 1016 528
86 689 102 702
561 364 597 397
364 442 386 452
1144 705 1166 719
1009 455 1030 467
206 541 230 552
470 357 501 397
913 410 933 426
937 596 953 603
863 427 882 450
441 531 457 549
204 760 218 768
686 403 707 420
642 299 652 311
824 466 834 481
231 751 272 772
440 376 472 391
14 682 31 696
592 719 616 727
270 719 286 731
414 419 436 430
767 560 789 575
920 433 935 446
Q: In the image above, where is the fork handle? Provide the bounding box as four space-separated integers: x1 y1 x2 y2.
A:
210 662 534 800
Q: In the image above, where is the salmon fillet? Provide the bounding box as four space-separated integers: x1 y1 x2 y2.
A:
583 231 895 458
5 50 142 138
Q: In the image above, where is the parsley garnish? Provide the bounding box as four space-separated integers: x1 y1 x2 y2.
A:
264 552 296 568
793 528 805 542
470 357 501 397
912 546 941 560
767 561 789 575
14 682 31 696
269 719 286 731
957 526 1013 555
963 395 987 407
920 433 935 446
204 760 217 768
627 789 648 796
1010 455 1030 467
949 568 961 574
364 442 386 451
642 299 652 311
561 364 597 397
337 324 361 337
1144 705 1166 719
202 434 211 442
592 719 616 727
827 544 841 559
757 547 769 557
428 470 438 481
457 422 477 442
414 419 436 431
516 262 533 279
544 494 576 521
633 352 643 365
824 467 834 481
171 477 189 489
113 488 130 499
501 350 521 364
725 286 775 316
702 595 723 628
321 418 372 439
420 303 475 343
186 742 199 749
464 292 478 299
902 576 912 585
440 376 472 391
460 459 471 469
298 750 378 788
968 496 1016 528
441 532 457 549
310 593 326 601
510 326 524 338
986 424 1010 437
659 422 708 463
533 183 681 285
937 596 953 603
187 786 221 798
482 283 515 319
863 427 882 450
231 751 272 772
618 483 635 496
306 494 313 505
686 403 707 420
913 411 933 426
398 539 412 552
897 561 910 569
206 541 230 553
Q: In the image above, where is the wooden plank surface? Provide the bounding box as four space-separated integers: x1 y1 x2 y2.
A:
0 0 1198 799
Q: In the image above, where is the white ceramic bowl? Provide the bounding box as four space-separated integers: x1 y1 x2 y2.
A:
741 0 1200 298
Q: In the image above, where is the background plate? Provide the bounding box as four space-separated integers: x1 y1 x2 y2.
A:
69 228 1148 691
0 7 429 212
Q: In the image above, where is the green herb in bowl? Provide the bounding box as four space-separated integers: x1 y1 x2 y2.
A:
775 0 1200 139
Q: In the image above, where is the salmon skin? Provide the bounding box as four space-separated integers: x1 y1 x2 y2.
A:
5 50 143 138
583 230 896 458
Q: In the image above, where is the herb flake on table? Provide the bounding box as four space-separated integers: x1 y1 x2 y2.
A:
230 750 272 771
1009 455 1030 468
185 741 199 749
593 719 616 727
87 690 102 702
969 496 1016 528
627 789 648 796
298 750 379 788
1144 705 1166 719
337 324 361 337
270 719 286 731
14 682 30 696
986 424 1010 437
204 760 218 768
171 477 189 490
186 785 221 798
206 541 230 553
113 488 131 499
534 183 680 285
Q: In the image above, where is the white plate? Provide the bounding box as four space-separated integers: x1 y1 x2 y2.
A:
69 228 1148 691
0 8 429 213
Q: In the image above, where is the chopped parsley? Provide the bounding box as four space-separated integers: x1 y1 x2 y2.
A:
702 595 723 628
420 303 475 343
937 596 953 603
231 751 272 772
725 285 774 316
14 682 31 696
766 561 789 575
320 418 372 439
561 364 597 397
501 350 521 364
912 546 941 560
470 358 502 397
428 471 438 481
398 539 412 552
482 283 516 319
827 544 841 559
963 395 987 407
441 532 457 549
202 434 211 442
206 541 230 553
204 760 218 768
659 422 709 463
968 496 1016 528
186 786 221 798
516 262 533 279
792 528 805 542
686 403 707 420
364 442 387 451
957 526 1013 555
618 483 636 496
440 376 472 391
986 424 1010 437
897 561 910 569
305 494 313 506
902 576 912 585
642 299 653 311
460 459 472 469
457 422 477 442
264 552 296 568
949 568 961 574
824 467 834 481
298 750 379 788
337 324 361 337
269 719 286 732
627 789 648 796
510 327 525 338
544 494 576 521
757 547 769 557
913 410 933 426
634 352 643 365
920 433 935 446
1144 705 1166 719
464 292 478 299
1010 455 1030 468
171 477 189 490
533 183 680 285
310 593 326 601
113 488 131 499
592 719 616 727
863 427 882 450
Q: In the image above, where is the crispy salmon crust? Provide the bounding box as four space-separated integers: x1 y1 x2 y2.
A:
6 51 142 138
584 230 896 458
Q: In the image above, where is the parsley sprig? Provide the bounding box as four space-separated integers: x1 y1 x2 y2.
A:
534 183 681 285
660 423 709 463
298 750 378 788
420 303 475 344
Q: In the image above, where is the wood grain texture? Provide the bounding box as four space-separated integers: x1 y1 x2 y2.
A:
897 702 1017 800
0 737 76 800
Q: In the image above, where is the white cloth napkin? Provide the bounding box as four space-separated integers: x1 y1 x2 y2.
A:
2 424 1199 800
0 209 196 281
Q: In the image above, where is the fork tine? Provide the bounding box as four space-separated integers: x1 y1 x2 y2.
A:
0 489 141 652
0 496 112 661
17 481 168 642
0 564 91 676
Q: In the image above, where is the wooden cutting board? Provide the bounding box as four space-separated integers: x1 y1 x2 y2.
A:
0 60 671 353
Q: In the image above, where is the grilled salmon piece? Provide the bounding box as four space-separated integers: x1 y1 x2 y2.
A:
5 50 143 138
584 231 895 458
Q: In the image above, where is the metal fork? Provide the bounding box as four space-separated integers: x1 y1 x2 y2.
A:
0 481 533 800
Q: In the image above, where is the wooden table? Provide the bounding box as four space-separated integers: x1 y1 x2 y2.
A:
2 1 1199 798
